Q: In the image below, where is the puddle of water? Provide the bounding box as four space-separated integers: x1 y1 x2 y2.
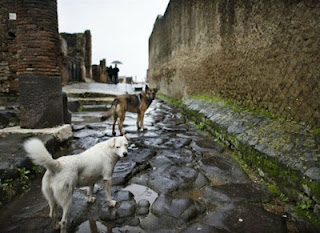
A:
123 184 158 204
76 220 107 233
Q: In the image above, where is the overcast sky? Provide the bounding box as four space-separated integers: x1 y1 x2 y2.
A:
57 0 169 82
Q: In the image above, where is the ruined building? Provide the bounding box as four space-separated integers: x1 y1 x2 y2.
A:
60 30 92 83
1 2 94 94
0 0 98 128
148 0 320 128
92 59 108 83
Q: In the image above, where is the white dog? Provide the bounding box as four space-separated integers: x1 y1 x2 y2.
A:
24 136 129 233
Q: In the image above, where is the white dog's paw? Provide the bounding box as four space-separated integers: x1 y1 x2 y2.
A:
87 196 96 203
107 200 117 207
53 221 60 230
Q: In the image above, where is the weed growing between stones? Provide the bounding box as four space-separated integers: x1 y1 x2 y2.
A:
157 93 182 106
78 104 84 112
0 165 43 209
314 128 320 135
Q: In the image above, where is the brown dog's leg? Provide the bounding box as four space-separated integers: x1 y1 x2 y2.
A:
118 113 125 136
140 110 147 130
137 112 141 130
112 113 118 136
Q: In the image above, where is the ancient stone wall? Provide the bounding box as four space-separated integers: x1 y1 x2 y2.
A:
148 0 320 128
92 59 108 83
60 30 92 82
0 0 18 93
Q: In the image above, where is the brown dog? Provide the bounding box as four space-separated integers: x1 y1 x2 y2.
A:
101 85 158 136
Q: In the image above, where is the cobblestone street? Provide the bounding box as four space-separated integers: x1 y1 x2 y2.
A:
0 84 299 233
1 0 319 232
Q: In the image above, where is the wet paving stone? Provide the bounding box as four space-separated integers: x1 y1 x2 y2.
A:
198 153 251 185
202 183 272 204
201 203 287 233
0 96 312 233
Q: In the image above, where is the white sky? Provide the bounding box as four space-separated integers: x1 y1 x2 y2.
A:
57 0 169 82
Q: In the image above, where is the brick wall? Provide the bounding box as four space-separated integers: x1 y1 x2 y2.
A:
16 0 62 77
0 0 18 93
148 0 320 128
16 0 64 128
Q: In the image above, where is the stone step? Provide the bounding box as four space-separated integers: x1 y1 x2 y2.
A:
68 97 114 112
71 111 105 124
66 92 117 98
82 104 110 112
70 97 114 105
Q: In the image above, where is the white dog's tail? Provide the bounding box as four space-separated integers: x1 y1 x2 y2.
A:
24 138 60 172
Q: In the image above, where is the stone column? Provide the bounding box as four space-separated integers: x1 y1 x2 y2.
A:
16 0 64 128
84 30 92 80
100 59 107 83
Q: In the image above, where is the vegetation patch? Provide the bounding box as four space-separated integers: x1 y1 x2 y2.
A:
0 165 42 208
191 94 278 119
157 93 182 106
314 128 320 135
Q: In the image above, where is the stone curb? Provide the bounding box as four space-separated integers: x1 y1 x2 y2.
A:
0 124 73 142
181 98 320 215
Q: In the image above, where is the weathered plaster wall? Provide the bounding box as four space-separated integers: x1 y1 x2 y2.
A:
148 0 320 128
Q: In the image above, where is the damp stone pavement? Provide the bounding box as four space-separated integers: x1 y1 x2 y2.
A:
0 83 318 233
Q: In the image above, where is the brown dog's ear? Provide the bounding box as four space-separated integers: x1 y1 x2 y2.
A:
109 137 116 148
145 85 149 91
154 88 159 93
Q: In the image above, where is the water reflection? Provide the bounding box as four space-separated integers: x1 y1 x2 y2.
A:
76 220 108 233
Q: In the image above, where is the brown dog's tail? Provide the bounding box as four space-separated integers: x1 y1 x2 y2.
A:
100 99 118 121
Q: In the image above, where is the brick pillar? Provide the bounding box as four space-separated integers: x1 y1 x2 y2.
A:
16 0 64 128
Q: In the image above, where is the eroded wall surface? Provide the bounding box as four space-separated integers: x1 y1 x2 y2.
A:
60 30 92 82
0 0 17 93
148 0 320 127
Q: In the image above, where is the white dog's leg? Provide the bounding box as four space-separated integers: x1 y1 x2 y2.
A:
55 183 73 233
87 184 96 203
49 202 59 229
59 197 72 233
42 174 60 229
103 178 116 207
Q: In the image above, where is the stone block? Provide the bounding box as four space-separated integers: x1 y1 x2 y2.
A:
19 75 64 129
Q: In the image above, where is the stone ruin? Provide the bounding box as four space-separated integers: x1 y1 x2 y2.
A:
0 0 111 129
60 30 92 83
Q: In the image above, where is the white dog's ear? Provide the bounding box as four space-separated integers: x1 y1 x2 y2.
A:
109 137 116 148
